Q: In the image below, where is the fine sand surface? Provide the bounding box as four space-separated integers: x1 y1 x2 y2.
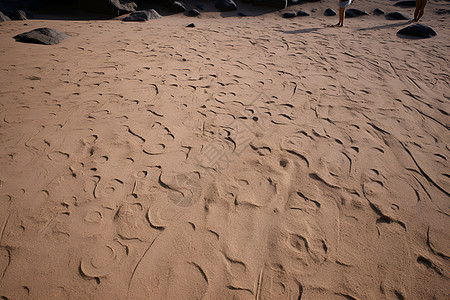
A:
0 0 449 298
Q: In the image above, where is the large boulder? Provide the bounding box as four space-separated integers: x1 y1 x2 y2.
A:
7 10 27 20
398 24 437 38
373 8 385 15
13 28 70 45
0 11 11 22
386 12 410 20
77 0 137 16
324 8 336 16
394 0 416 7
122 9 161 21
215 0 237 11
0 0 41 15
188 8 201 16
345 8 369 18
170 1 186 12
253 0 287 9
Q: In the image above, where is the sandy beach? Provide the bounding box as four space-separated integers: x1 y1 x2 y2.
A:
0 0 449 298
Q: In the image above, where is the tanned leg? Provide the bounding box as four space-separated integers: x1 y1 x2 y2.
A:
414 0 422 21
336 7 345 26
416 0 427 21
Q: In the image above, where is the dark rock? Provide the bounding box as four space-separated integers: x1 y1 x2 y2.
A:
394 0 416 7
297 10 310 16
215 0 237 11
188 8 200 16
0 0 41 15
170 1 186 12
7 10 27 20
385 12 410 20
0 11 11 22
345 8 369 18
13 28 69 45
324 8 336 16
77 0 137 16
122 9 161 21
282 12 296 18
311 8 317 12
238 12 248 16
147 9 163 19
398 24 436 38
196 4 206 10
289 0 301 4
253 0 287 9
373 8 385 15
186 22 195 27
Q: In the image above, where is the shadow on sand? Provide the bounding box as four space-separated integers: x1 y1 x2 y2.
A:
357 21 412 31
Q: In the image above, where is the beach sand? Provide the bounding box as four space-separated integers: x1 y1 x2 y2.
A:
0 1 449 298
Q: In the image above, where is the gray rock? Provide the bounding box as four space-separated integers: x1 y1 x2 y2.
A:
8 10 27 20
215 0 237 11
282 12 296 18
398 24 436 38
324 8 336 16
188 9 201 16
0 11 11 22
253 0 287 9
373 8 385 15
13 28 69 45
345 8 369 18
297 10 310 16
170 1 186 12
385 12 410 20
77 0 137 16
394 0 416 7
122 9 161 21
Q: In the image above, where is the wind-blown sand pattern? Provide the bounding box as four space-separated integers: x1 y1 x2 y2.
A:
0 3 449 299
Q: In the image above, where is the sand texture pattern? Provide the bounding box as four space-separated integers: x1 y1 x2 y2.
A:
0 3 449 299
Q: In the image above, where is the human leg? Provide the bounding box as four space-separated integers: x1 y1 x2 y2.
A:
416 0 427 21
336 7 345 26
414 0 426 21
414 0 420 21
